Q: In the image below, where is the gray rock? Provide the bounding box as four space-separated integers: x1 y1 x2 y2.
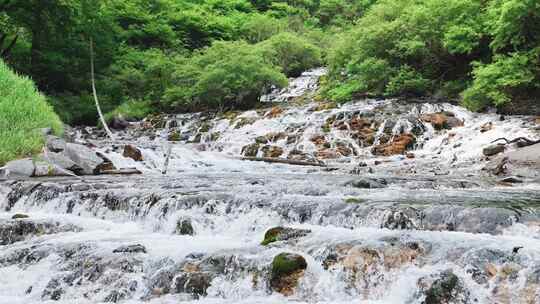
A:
507 143 540 165
2 159 35 178
64 143 104 175
174 272 212 298
43 151 82 173
0 219 80 245
46 136 67 153
483 144 505 157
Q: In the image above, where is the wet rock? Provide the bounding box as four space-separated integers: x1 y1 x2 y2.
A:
287 150 317 162
506 143 540 165
174 272 212 298
168 131 181 142
382 209 417 230
123 145 143 162
11 213 29 219
113 244 147 254
241 143 260 157
483 144 505 157
234 117 257 129
42 278 64 301
176 219 195 236
46 136 67 152
270 253 307 296
499 176 523 183
0 219 79 245
261 145 284 158
418 270 469 304
315 148 339 159
261 227 311 245
104 289 127 302
344 178 387 189
372 134 416 156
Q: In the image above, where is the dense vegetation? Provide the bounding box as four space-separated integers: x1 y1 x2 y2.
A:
0 60 62 165
1 0 539 126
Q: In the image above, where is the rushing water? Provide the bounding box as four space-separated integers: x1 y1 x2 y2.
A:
1 69 540 304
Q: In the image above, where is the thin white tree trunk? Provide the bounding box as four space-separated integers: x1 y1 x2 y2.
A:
90 37 115 141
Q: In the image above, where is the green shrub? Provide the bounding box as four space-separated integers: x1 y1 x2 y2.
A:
258 32 322 77
0 61 63 165
462 52 537 111
104 100 154 122
164 41 288 110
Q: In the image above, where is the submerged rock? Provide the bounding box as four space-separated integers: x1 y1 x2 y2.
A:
176 219 195 236
0 219 80 245
261 227 311 245
344 178 387 189
174 272 212 298
113 244 147 254
418 270 470 304
270 253 307 296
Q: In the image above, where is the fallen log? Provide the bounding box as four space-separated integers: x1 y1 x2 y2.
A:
98 168 142 175
491 137 540 147
241 157 326 167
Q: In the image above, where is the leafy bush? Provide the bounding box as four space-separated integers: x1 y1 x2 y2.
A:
104 100 154 122
164 41 288 110
0 60 63 165
258 32 322 77
325 0 540 111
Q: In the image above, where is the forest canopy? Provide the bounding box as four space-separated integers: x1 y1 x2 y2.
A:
1 0 539 125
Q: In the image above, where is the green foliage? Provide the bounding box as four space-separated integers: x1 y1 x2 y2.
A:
258 32 322 77
105 100 154 122
165 41 288 110
462 52 537 111
325 0 540 110
0 60 62 165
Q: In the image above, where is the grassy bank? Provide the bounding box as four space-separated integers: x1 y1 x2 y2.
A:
0 60 63 165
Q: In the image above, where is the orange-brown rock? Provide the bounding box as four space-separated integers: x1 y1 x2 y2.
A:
315 149 339 159
480 122 493 133
371 134 416 156
310 135 327 146
406 152 415 159
123 144 143 161
262 145 284 158
421 113 463 130
265 106 284 118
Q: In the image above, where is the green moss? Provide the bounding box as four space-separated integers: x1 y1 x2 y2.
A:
11 213 29 219
344 197 365 204
271 253 307 279
261 227 284 245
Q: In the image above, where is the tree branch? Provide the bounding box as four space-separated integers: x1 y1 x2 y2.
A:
90 37 115 141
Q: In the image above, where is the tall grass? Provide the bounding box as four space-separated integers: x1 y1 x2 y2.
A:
0 60 63 165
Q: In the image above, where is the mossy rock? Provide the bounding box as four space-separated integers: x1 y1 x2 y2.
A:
241 143 260 157
199 123 212 133
11 213 29 219
423 271 464 304
210 132 221 141
234 117 257 129
261 226 311 245
176 219 195 236
168 131 181 142
271 253 307 279
344 197 365 204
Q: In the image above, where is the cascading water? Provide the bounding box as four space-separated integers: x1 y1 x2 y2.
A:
1 69 540 304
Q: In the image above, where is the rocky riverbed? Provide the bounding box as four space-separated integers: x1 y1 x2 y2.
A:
1 69 540 303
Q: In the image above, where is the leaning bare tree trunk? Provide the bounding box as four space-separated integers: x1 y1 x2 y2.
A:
90 37 115 141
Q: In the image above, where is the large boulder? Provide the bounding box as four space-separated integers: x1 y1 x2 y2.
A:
270 253 307 296
46 136 67 153
64 143 104 175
